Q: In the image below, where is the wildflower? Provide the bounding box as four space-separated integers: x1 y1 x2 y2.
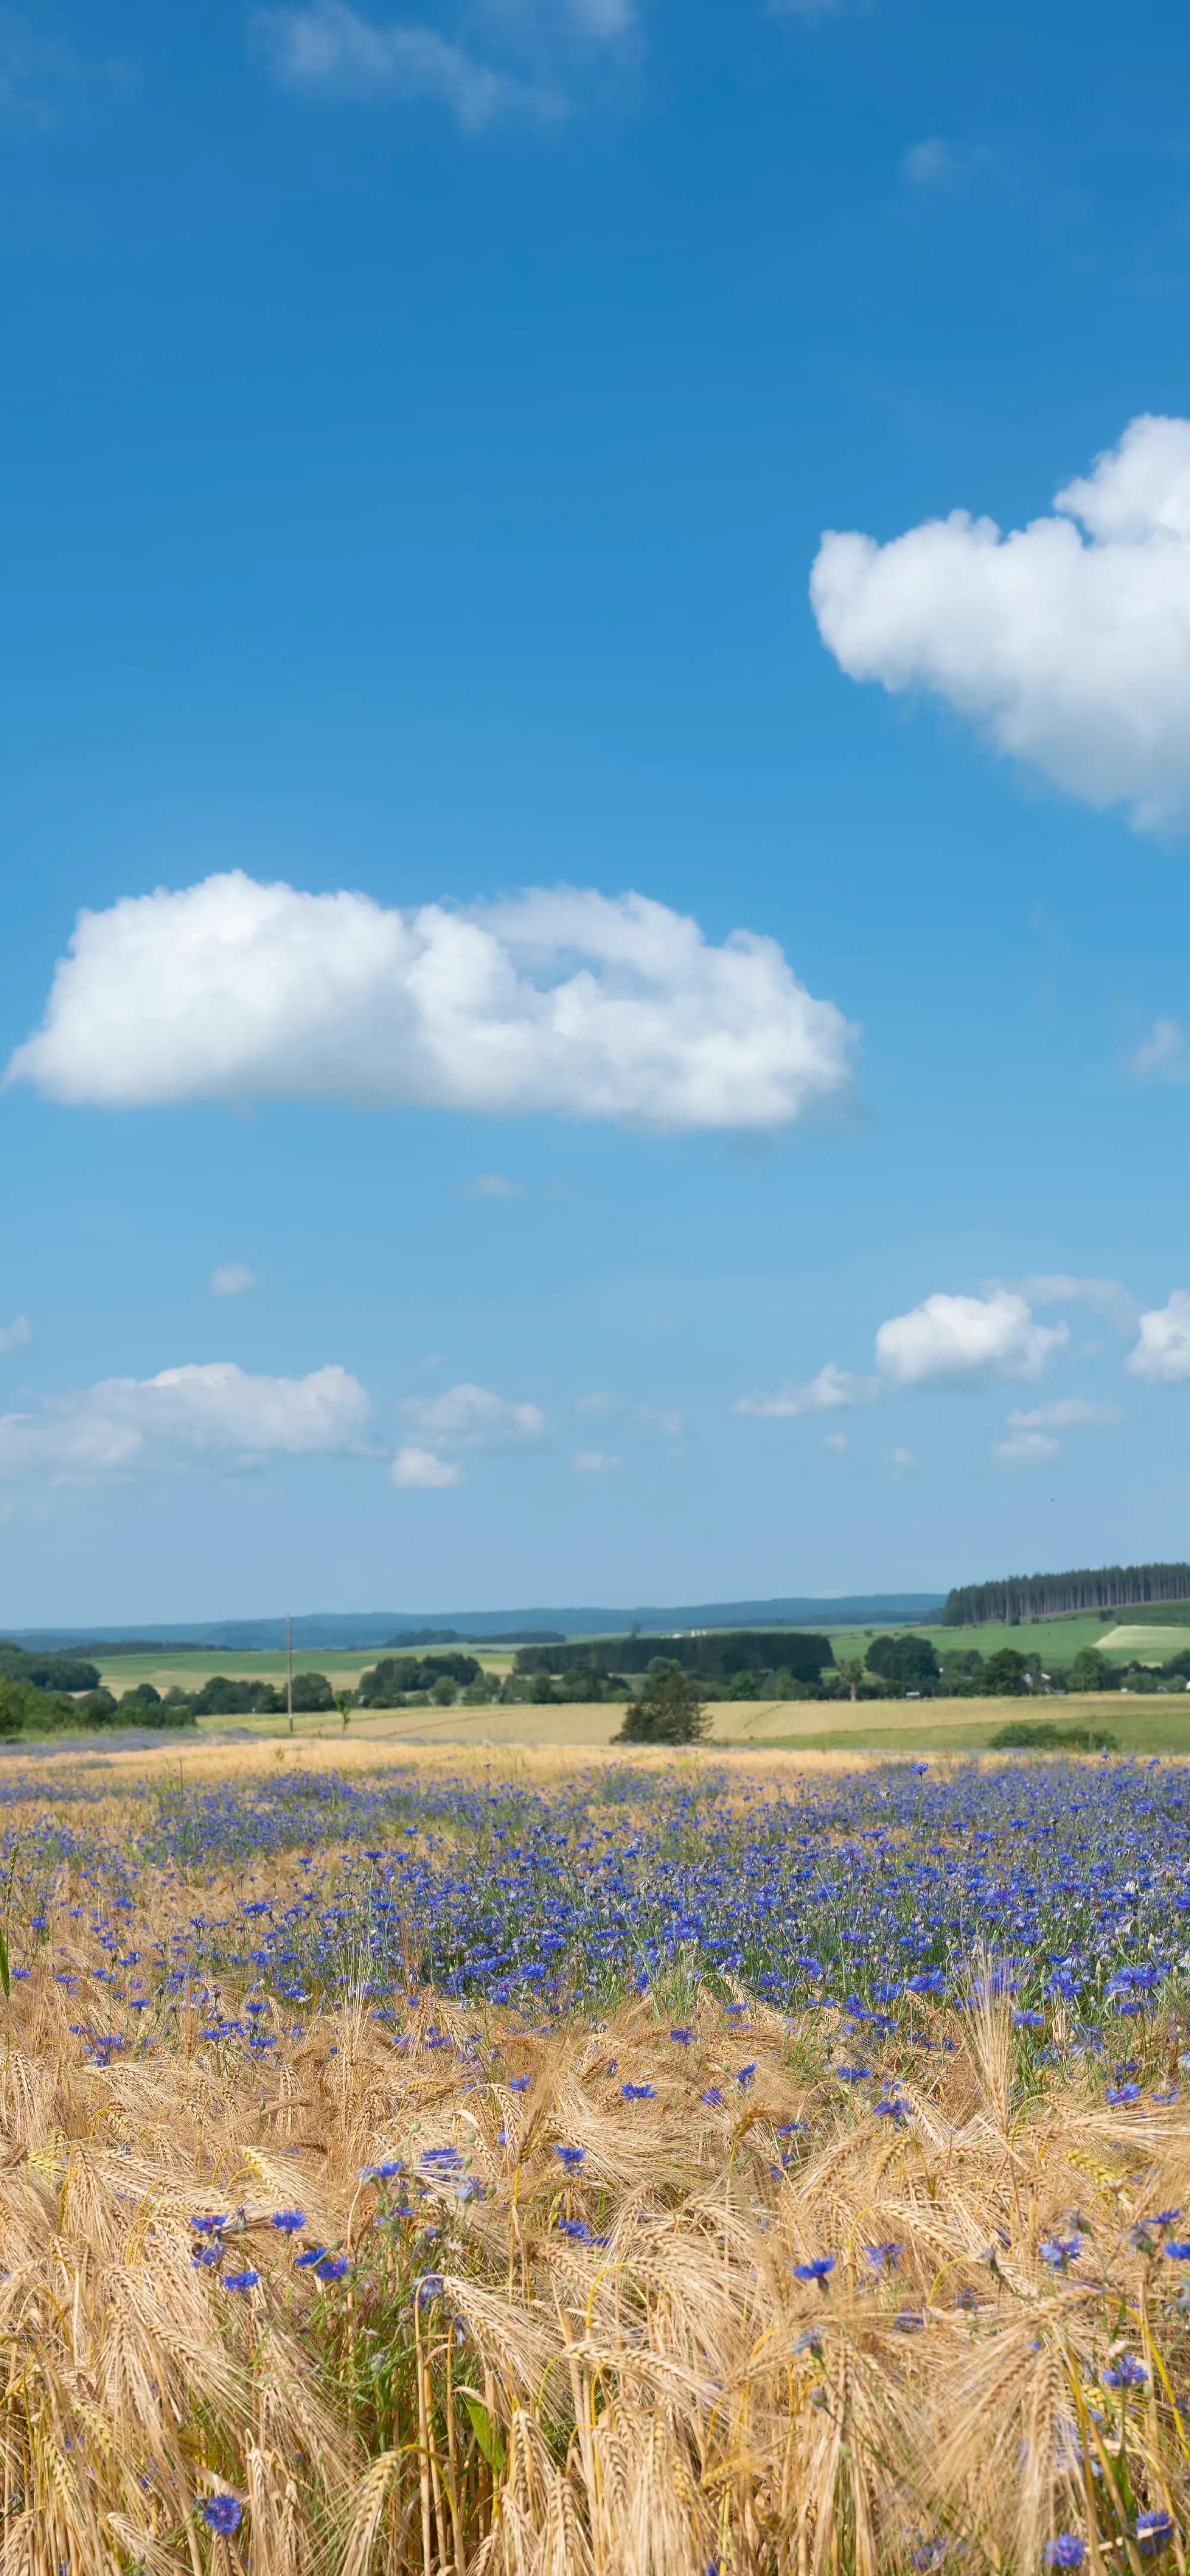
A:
866 2241 903 2268
222 2268 260 2293
1135 2511 1175 2557
837 2066 871 2082
314 2254 349 2282
416 2274 444 2307
558 2217 590 2239
190 2214 229 2233
362 2159 403 2182
872 2096 908 2123
555 2144 585 2167
509 2075 530 2092
701 2087 724 2107
736 2063 757 2087
1102 2355 1148 2388
1044 2539 1085 2568
1039 2237 1082 2270
271 2210 306 2232
201 2496 243 2534
894 2311 925 2332
669 2027 694 2044
793 2256 835 2282
621 2082 656 2101
295 2246 327 2267
1106 2081 1141 2106
1013 2009 1045 2028
1165 2241 1190 2260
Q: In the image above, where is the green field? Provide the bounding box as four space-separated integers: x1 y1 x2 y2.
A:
96 1643 518 1695
825 1610 1182 1667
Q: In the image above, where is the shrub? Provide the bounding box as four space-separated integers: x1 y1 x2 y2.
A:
616 1658 709 1745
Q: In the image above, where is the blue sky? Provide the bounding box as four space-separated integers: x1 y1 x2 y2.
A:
3 0 1190 1623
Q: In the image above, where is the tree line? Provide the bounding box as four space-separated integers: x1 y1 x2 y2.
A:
942 1563 1190 1626
512 1631 835 1685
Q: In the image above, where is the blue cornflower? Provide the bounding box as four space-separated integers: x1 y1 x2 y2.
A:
621 2082 656 2101
416 2274 445 2307
669 2028 694 2045
315 2254 349 2282
558 2217 590 2239
836 2067 871 2083
223 2268 260 2293
271 2210 306 2233
1135 2511 1175 2557
866 2241 903 2268
1039 2237 1081 2270
555 2145 585 2167
872 2097 908 2123
509 2076 530 2092
190 2214 228 2233
202 2496 243 2534
701 2087 724 2107
894 2311 925 2332
1106 2082 1141 2106
1044 2537 1085 2568
736 2063 757 2088
295 2245 327 2267
1164 2241 1190 2260
793 2256 834 2282
1103 2355 1148 2388
1013 2010 1045 2028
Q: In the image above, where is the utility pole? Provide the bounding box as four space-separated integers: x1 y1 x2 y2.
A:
287 1615 294 1736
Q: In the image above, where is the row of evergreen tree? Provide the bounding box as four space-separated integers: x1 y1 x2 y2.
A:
941 1562 1190 1625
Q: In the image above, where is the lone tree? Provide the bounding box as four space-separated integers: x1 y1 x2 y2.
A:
616 1657 709 1746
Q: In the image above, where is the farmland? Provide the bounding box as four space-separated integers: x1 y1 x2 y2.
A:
8 1737 1190 2572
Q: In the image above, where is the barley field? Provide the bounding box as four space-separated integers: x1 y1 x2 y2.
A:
5 1743 1190 2574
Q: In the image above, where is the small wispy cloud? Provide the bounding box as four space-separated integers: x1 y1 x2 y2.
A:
994 1426 1058 1466
889 1446 915 1476
0 6 128 127
400 1382 546 1448
572 1448 619 1474
1130 1018 1189 1083
733 1362 880 1419
994 1395 1122 1465
252 0 637 127
0 1314 32 1356
210 1263 259 1298
823 1430 846 1452
461 1172 523 1199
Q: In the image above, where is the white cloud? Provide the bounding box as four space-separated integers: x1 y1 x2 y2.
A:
462 1172 523 1198
1127 1291 1190 1383
1006 1398 1123 1431
400 1380 546 1447
392 1445 462 1488
253 0 635 127
732 1361 880 1417
7 873 856 1135
1132 1018 1189 1083
823 1430 846 1451
0 1360 373 1484
875 1289 1068 1386
210 1263 259 1298
1020 1273 1139 1330
901 137 954 186
0 1314 32 1355
811 414 1190 832
994 1427 1059 1465
889 1446 915 1476
572 1448 619 1473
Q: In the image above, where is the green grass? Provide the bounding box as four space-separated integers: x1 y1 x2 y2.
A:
825 1611 1174 1667
746 1696 1190 1755
97 1644 516 1690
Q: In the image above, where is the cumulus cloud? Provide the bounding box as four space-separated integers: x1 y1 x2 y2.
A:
1131 1018 1189 1083
811 414 1190 833
0 1360 373 1484
253 0 635 127
392 1445 462 1488
732 1361 880 1417
572 1448 619 1473
210 1264 258 1298
462 1172 522 1198
995 1397 1123 1463
1127 1291 1190 1383
7 873 855 1135
875 1289 1068 1386
0 1315 32 1355
400 1380 546 1448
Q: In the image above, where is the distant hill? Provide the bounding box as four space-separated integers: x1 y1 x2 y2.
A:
4 1593 945 1653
